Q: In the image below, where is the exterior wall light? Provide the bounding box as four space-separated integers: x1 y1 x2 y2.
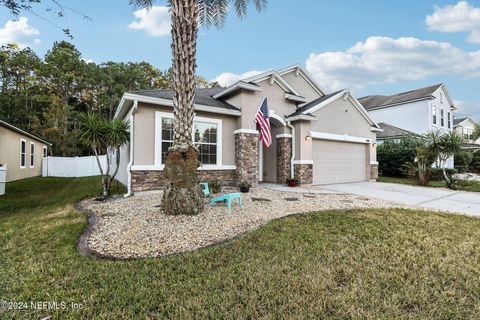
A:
372 143 377 148
305 136 311 142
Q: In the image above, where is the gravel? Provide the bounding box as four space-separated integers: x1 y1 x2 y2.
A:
80 187 408 259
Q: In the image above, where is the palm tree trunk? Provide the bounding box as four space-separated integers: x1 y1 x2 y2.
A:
161 0 204 215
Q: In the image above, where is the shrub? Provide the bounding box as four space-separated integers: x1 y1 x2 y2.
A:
209 178 222 194
454 150 473 173
377 136 422 177
430 167 457 181
471 151 480 173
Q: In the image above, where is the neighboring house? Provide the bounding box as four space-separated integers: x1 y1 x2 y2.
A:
454 117 479 144
359 84 456 168
376 123 418 144
113 64 380 194
0 120 50 182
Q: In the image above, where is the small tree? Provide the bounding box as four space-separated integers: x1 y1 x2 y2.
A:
79 113 129 198
473 124 480 141
422 130 464 189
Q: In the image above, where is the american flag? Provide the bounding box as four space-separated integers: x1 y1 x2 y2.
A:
255 97 272 147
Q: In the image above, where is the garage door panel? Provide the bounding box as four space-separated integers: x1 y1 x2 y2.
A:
313 140 368 184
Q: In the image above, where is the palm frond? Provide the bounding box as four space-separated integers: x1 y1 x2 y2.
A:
199 0 267 28
129 0 156 9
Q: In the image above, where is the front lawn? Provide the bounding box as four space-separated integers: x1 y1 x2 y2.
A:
378 176 480 192
2 177 480 319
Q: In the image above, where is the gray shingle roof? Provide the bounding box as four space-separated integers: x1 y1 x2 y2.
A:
359 84 443 110
128 88 240 112
377 122 418 140
286 90 344 117
453 117 468 126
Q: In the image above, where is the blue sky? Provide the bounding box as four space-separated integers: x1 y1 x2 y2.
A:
1 0 479 119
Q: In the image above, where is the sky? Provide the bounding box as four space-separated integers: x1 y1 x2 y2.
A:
1 0 480 120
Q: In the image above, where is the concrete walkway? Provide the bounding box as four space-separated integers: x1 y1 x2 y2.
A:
319 182 480 217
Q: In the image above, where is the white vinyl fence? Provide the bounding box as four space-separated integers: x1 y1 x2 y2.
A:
42 155 108 177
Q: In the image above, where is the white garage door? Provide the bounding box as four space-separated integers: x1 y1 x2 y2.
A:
312 140 368 184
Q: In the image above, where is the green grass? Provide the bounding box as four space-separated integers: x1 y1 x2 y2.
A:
2 177 480 319
378 176 480 192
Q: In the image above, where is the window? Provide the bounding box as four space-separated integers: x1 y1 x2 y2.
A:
432 105 437 125
30 142 35 167
440 109 445 127
20 139 26 168
155 112 222 167
160 117 174 164
465 128 473 141
447 112 451 129
194 121 218 165
42 146 48 158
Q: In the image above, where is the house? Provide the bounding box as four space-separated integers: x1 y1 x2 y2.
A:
0 120 50 182
376 123 418 144
359 83 456 168
454 117 479 143
113 64 380 194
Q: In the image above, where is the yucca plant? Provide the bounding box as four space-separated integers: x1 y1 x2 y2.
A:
79 113 129 199
130 0 268 215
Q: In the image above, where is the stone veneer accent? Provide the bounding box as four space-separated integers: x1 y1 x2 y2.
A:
370 163 379 180
276 137 292 183
234 132 259 187
131 170 237 192
294 164 313 185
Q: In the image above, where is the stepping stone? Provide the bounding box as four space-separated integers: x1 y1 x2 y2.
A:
252 197 271 202
284 197 299 201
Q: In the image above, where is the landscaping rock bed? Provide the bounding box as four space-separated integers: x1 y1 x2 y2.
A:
80 188 406 259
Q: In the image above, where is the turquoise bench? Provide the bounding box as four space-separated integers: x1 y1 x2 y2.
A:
210 192 243 210
200 182 243 210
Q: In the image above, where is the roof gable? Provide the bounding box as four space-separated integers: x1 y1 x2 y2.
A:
0 120 51 145
286 89 379 128
454 116 477 127
277 64 325 97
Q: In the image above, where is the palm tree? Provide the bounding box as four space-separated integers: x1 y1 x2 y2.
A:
130 0 267 215
423 130 464 188
79 113 129 198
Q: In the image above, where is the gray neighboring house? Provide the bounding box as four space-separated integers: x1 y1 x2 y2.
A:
113 64 380 195
453 117 480 150
376 123 418 144
359 83 456 168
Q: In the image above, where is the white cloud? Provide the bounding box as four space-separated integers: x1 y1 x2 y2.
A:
305 36 480 92
128 6 171 37
426 1 480 44
212 70 264 87
454 100 480 122
0 17 40 48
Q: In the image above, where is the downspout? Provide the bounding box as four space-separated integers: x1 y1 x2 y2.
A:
287 121 295 179
124 100 138 197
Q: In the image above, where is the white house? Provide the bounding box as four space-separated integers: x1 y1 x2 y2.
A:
359 84 456 168
454 117 480 150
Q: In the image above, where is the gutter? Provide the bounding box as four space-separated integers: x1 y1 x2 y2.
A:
287 121 295 179
124 100 138 197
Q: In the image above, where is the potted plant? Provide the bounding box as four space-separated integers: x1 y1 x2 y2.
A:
238 181 251 193
286 178 298 187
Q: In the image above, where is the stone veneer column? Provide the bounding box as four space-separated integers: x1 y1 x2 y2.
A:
294 163 313 185
234 131 259 187
370 163 379 180
276 137 292 183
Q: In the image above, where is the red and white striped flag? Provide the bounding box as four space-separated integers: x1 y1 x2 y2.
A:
255 97 272 147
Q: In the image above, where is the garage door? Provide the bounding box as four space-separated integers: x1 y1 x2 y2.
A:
312 140 368 184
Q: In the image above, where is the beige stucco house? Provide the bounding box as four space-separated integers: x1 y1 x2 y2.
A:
113 65 380 194
0 120 50 182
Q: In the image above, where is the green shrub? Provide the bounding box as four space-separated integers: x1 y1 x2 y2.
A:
209 178 222 194
377 136 422 177
454 150 474 172
430 168 457 181
471 151 480 173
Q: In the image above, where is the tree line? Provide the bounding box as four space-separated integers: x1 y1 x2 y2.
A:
0 41 217 156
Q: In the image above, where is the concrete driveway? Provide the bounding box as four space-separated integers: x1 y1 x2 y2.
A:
320 181 480 217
